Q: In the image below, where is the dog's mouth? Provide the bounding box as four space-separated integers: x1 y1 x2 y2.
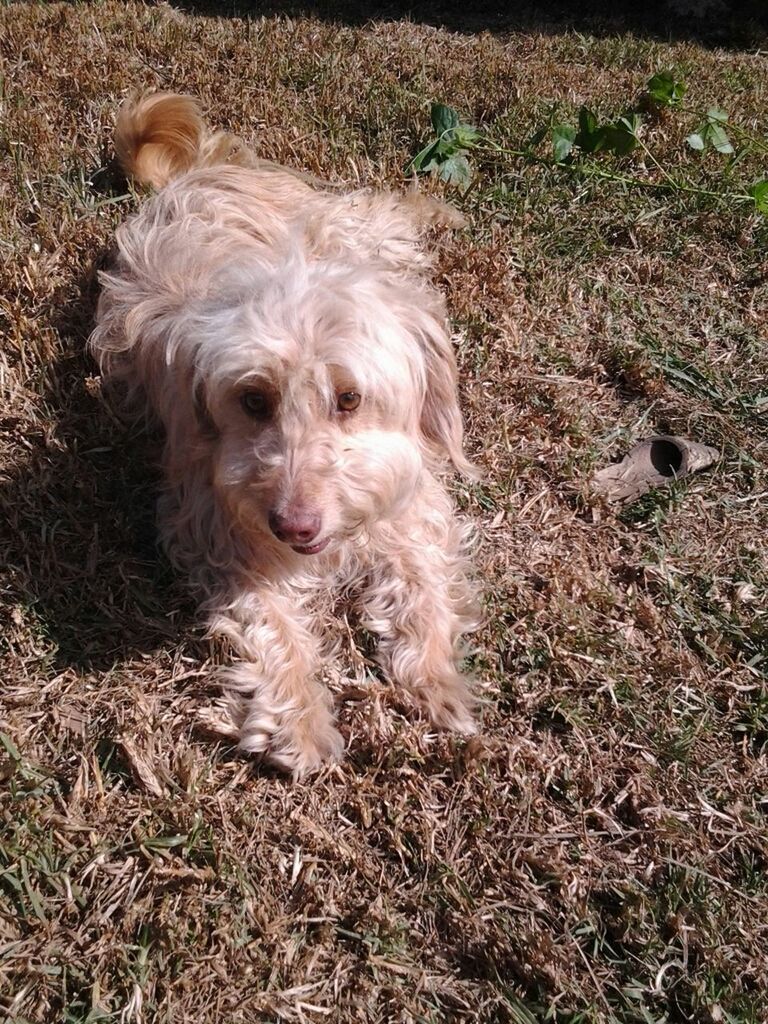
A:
291 538 330 556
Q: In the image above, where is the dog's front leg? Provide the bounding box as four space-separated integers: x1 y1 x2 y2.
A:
360 537 479 736
209 586 343 776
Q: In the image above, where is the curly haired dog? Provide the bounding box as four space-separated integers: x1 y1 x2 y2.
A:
90 93 479 775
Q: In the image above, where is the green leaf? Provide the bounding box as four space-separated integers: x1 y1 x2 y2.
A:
438 153 472 186
552 124 576 162
749 179 768 213
142 834 189 850
686 111 733 156
575 107 605 153
406 139 440 174
646 69 686 107
407 104 478 178
0 732 21 761
618 113 642 136
431 103 460 137
602 128 630 155
603 115 640 156
578 106 598 138
504 995 540 1024
525 125 549 148
452 123 481 149
707 120 734 155
431 136 457 158
421 139 462 175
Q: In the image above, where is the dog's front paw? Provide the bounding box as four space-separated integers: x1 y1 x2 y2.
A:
238 695 344 777
273 706 345 778
417 680 477 736
225 664 344 776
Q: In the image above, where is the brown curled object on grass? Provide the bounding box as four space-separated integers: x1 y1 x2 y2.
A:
592 436 720 504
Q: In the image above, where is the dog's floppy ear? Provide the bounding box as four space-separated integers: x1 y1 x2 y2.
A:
192 377 219 440
416 310 476 477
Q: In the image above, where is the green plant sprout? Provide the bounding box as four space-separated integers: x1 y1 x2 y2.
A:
407 70 768 212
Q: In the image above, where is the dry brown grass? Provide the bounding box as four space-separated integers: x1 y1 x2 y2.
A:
1 3 768 1022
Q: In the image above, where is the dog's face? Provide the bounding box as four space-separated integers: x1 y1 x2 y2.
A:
184 258 466 556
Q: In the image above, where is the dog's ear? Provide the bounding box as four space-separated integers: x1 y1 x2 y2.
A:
91 282 219 444
192 377 219 439
417 311 476 477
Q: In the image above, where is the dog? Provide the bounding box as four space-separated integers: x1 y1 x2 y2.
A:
90 93 480 775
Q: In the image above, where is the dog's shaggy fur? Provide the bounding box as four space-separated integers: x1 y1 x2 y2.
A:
90 93 480 775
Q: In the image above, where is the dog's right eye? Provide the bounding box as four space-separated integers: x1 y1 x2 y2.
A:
241 391 271 419
337 391 361 413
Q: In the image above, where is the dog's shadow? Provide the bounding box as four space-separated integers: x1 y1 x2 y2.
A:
1 258 192 676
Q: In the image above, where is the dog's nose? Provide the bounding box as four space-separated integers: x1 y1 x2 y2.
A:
268 508 321 545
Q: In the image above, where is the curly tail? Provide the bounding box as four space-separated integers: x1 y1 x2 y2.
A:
114 92 246 188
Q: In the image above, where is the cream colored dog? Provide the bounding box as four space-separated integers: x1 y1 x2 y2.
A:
90 93 479 775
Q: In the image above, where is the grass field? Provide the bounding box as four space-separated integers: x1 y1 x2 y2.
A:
1 3 768 1022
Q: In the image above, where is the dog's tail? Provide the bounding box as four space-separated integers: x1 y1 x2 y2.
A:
114 92 244 189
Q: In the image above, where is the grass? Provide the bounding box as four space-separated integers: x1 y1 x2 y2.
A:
1 2 768 1022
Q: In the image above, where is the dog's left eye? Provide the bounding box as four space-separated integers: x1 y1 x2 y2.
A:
241 391 271 419
337 391 361 413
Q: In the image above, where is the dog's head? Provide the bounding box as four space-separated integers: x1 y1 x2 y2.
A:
92 189 471 561
198 256 471 556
